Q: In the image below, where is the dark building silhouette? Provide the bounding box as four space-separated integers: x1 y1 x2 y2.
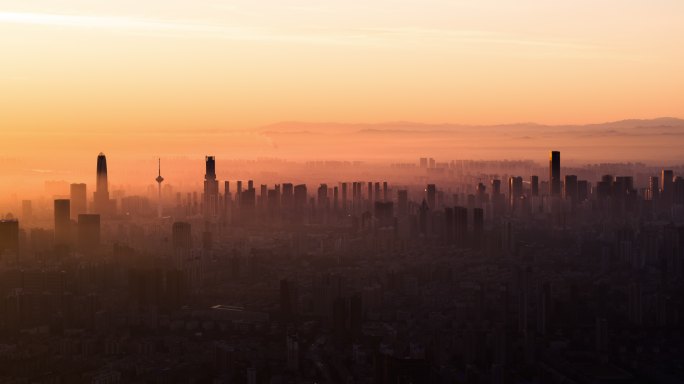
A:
77 214 100 251
398 190 408 218
0 219 19 257
70 183 87 218
172 222 192 250
531 176 539 196
508 176 523 210
454 206 468 247
427 184 436 209
93 152 110 215
550 150 561 197
54 199 71 247
204 156 219 218
564 175 578 204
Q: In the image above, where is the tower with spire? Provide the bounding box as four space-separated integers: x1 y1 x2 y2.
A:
156 158 164 218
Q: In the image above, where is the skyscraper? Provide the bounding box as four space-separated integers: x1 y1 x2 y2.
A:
204 156 219 218
564 175 578 204
77 214 100 251
54 199 71 246
426 184 436 209
70 183 87 218
155 158 164 218
508 176 523 210
550 151 561 197
93 152 110 215
0 219 19 257
530 176 539 196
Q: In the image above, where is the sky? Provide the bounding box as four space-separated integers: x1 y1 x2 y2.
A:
1 0 684 191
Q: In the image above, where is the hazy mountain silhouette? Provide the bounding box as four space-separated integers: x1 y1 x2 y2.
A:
259 118 684 163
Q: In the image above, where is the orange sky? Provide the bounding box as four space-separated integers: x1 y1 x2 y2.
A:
1 0 683 192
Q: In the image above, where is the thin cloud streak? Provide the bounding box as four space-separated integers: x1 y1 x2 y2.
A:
0 10 610 54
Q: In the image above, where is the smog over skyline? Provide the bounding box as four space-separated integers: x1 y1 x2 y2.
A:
1 1 684 383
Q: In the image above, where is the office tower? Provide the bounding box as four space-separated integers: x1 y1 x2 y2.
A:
564 175 578 204
454 206 468 247
203 156 219 218
260 184 268 208
351 182 358 211
172 221 192 248
429 158 436 168
367 182 373 204
550 151 561 197
530 176 539 196
332 186 339 212
293 184 307 217
70 183 87 218
281 183 293 213
419 158 428 168
374 182 381 202
317 184 329 210
155 158 164 218
577 180 589 202
473 208 484 248
54 199 71 246
648 176 660 202
237 180 243 203
418 199 430 235
382 181 388 202
341 183 348 213
21 200 32 224
223 181 231 213
93 152 110 215
77 214 100 250
0 219 19 256
661 170 674 207
508 177 523 209
674 177 684 205
427 184 436 209
374 201 394 227
267 188 280 217
398 190 408 217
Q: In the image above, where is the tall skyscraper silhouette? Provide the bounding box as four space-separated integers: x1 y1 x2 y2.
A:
550 151 561 197
93 153 110 215
204 156 219 218
155 158 164 218
70 183 87 218
54 199 71 246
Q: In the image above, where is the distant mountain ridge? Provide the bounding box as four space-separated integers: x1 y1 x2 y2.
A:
256 118 684 163
260 117 684 135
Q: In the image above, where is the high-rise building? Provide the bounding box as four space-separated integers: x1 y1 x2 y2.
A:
155 158 165 218
93 153 110 215
454 206 468 247
0 219 19 257
419 158 428 168
21 200 32 224
294 184 307 218
530 176 539 196
341 182 348 213
661 170 674 207
473 207 484 248
398 190 408 217
564 175 578 204
204 156 219 218
70 183 87 218
77 214 100 251
427 184 436 209
172 221 192 250
54 199 71 246
317 184 329 210
550 151 561 197
648 176 660 202
508 176 523 209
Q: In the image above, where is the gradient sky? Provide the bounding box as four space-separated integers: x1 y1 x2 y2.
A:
1 1 683 181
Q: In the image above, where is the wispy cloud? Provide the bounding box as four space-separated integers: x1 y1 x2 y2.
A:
0 11 367 45
0 10 604 52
